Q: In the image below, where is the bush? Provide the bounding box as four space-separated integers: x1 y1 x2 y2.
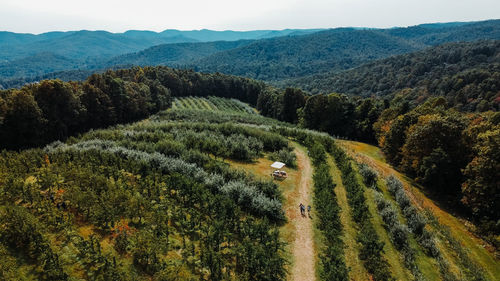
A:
390 223 410 250
359 163 378 188
395 188 411 210
418 229 440 258
386 175 403 194
404 206 427 235
268 148 297 168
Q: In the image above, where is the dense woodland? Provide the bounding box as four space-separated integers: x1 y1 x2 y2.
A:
287 40 500 112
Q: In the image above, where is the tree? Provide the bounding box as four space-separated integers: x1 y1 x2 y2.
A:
280 88 306 123
32 80 85 142
461 128 500 222
400 113 467 193
80 82 116 129
0 90 45 149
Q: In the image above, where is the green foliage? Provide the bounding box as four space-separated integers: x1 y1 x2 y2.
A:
308 141 348 281
268 148 297 168
461 125 500 228
376 100 500 234
0 104 292 280
358 163 378 188
332 147 393 280
289 40 500 112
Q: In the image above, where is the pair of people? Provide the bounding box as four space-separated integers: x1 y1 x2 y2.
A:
299 203 311 217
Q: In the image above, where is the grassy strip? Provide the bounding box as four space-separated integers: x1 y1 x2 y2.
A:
331 147 394 281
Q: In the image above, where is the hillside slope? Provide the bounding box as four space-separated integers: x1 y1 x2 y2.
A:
339 140 500 281
190 28 421 81
100 40 254 68
0 29 320 83
190 20 500 81
286 40 500 111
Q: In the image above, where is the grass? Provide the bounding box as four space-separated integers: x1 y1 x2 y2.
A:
327 155 370 280
362 182 414 280
227 143 320 281
340 140 500 281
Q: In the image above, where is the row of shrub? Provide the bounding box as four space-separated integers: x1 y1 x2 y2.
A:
331 148 394 280
0 113 288 280
268 148 297 168
174 96 256 114
47 140 285 222
373 191 423 280
308 142 348 280
386 176 459 281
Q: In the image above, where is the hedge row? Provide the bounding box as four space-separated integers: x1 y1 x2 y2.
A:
309 142 348 280
332 148 394 281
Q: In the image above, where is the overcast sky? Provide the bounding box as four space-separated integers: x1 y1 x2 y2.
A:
1 0 499 34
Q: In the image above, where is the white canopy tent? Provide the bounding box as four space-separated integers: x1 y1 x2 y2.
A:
271 161 286 169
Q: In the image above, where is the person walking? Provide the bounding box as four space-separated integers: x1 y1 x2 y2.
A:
307 205 312 218
299 203 305 216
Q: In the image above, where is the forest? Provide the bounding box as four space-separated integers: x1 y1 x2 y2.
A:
286 40 500 112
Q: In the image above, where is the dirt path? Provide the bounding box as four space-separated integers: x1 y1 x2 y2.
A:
289 147 316 281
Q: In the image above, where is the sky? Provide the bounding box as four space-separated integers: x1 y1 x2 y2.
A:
0 0 499 34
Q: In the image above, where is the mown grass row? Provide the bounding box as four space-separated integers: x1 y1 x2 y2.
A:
331 148 394 280
173 96 256 114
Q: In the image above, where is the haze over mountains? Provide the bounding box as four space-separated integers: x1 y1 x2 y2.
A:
0 19 499 89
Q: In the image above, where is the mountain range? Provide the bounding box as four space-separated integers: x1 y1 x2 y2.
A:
0 20 499 89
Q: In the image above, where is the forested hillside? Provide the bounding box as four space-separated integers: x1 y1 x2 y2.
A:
100 40 254 69
189 20 500 81
0 29 320 86
189 28 420 81
1 20 499 89
286 40 500 112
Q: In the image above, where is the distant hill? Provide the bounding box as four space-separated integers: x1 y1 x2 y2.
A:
0 52 82 80
190 20 500 81
100 40 255 68
0 28 322 62
1 20 499 87
285 40 500 111
158 28 322 41
0 30 197 62
0 28 322 83
189 28 422 81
